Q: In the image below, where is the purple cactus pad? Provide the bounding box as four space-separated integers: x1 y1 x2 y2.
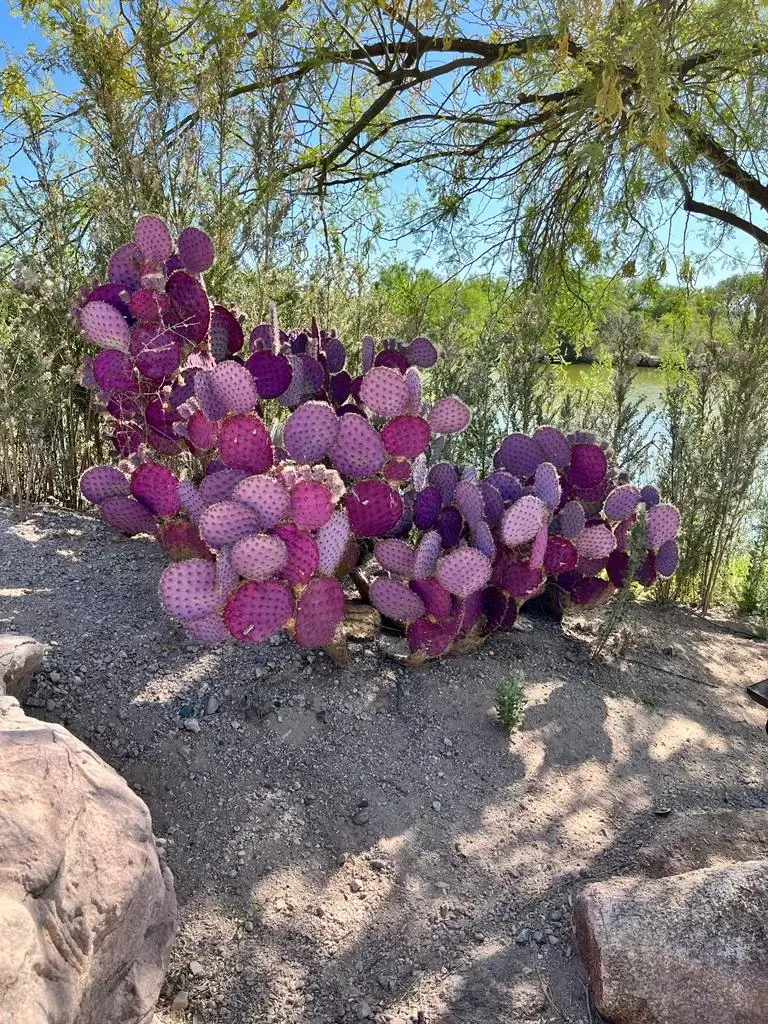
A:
135 330 181 380
274 524 320 584
224 580 293 643
647 504 681 549
108 242 141 290
375 349 410 374
160 558 223 621
100 495 157 536
165 271 211 343
294 578 346 647
413 486 442 530
330 415 385 479
134 214 173 262
157 519 211 562
477 482 504 527
436 507 464 548
436 547 492 599
80 466 130 505
199 468 247 507
375 538 416 578
454 481 485 527
283 401 339 463
81 301 131 351
534 462 562 511
316 510 351 576
408 578 452 619
370 578 426 624
245 351 293 399
497 433 541 478
428 396 471 435
93 350 137 393
380 415 431 458
529 524 548 569
233 475 289 527
211 361 259 414
218 413 273 473
346 480 403 538
532 425 571 468
406 617 457 659
178 226 215 273
500 495 547 548
569 444 608 489
603 484 641 522
187 614 229 644
606 549 631 587
414 530 442 579
407 336 438 368
543 535 578 574
640 484 661 508
231 533 289 580
427 463 458 503
210 305 244 360
290 480 334 531
199 500 261 548
570 577 614 607
655 539 679 578
574 525 617 560
359 366 411 418
558 500 586 540
130 463 180 517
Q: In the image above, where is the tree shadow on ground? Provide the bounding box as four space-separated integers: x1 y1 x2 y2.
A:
2 503 768 1024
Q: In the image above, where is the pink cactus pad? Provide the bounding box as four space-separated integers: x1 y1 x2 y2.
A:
230 533 289 581
574 525 617 560
454 481 485 527
569 443 608 488
428 396 470 435
93 350 137 392
641 484 661 507
160 558 223 621
362 335 375 372
406 616 458 659
294 578 346 647
329 415 385 478
404 366 422 412
529 524 549 569
543 535 578 574
603 484 641 522
233 475 289 527
407 336 438 368
199 468 247 506
655 538 679 578
100 495 157 536
534 462 561 511
283 401 339 462
134 214 173 262
384 458 412 483
186 614 229 644
436 507 463 548
558 500 586 540
497 433 541 478
346 480 403 538
414 530 442 579
409 577 452 619
245 351 293 399
274 524 320 584
413 486 443 530
427 462 458 503
290 480 334 530
570 577 615 607
178 226 215 273
80 466 130 505
81 301 131 351
370 578 426 624
211 361 259 414
500 495 547 548
130 463 180 516
218 413 273 473
165 271 211 343
199 500 261 548
436 547 491 599
473 520 496 560
532 425 571 468
316 510 351 576
215 549 239 595
647 503 680 549
380 415 431 458
478 482 504 527
108 242 141 290
135 330 181 380
186 411 218 451
157 518 211 562
359 366 411 418
606 549 631 587
224 580 293 643
129 288 166 322
500 560 544 599
375 538 416 578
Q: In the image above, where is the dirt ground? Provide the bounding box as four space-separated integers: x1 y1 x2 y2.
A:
2 501 768 1024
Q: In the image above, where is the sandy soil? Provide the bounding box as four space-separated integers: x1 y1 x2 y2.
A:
2 501 768 1024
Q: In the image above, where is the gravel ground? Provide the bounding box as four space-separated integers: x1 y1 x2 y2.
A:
2 501 768 1024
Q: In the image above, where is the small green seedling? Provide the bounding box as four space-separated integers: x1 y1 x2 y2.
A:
495 671 526 733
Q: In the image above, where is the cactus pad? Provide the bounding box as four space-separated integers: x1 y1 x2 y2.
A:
534 462 562 511
100 495 158 536
484 470 522 502
233 475 289 527
655 538 679 578
454 481 485 527
316 510 351 576
107 242 141 290
478 482 504 527
134 329 181 380
231 533 289 580
199 468 246 506
603 484 641 521
574 524 617 560
211 361 259 414
93 350 137 392
245 350 293 399
436 506 464 548
640 484 661 508
406 616 458 658
428 396 471 435
283 401 339 462
542 535 577 574
81 301 131 350
224 580 293 643
165 271 211 343
500 495 547 547
569 443 608 488
134 214 173 262
274 524 320 584
529 524 549 569
558 500 586 540
381 415 431 458
647 503 680 549
80 466 130 505
330 415 386 478
178 226 215 273
409 577 452 619
218 413 273 473
472 520 496 560
130 463 181 517
375 538 416 578
370 578 426 623
497 433 541 478
414 530 442 578
427 462 458 503
346 480 404 537
436 547 492 599
290 480 334 530
157 519 211 562
199 500 261 547
159 558 222 621
359 366 411 418
407 336 438 368
532 425 571 468
294 578 346 647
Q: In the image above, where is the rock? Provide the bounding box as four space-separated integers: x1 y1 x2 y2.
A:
0 696 177 1024
205 694 221 716
0 633 45 701
431 800 442 812
515 929 530 945
370 858 388 871
356 1001 373 1020
352 808 370 826
532 930 545 944
170 991 189 1012
350 879 363 893
574 860 768 1024
183 717 201 733
635 809 768 877
189 960 204 977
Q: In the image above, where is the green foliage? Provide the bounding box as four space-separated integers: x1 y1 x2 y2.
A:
495 672 526 734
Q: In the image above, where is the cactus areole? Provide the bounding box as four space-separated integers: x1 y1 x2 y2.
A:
76 217 680 663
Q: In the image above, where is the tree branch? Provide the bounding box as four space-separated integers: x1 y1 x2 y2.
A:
670 161 768 247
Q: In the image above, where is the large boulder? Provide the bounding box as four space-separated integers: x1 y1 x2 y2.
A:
574 860 768 1024
0 695 177 1024
0 632 45 700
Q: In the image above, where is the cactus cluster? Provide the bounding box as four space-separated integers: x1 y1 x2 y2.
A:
76 216 680 663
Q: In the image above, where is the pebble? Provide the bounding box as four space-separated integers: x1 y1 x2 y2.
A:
533 930 545 944
370 858 388 871
549 908 563 921
352 808 370 826
49 671 61 683
206 695 221 715
350 879 363 893
171 991 190 1011
431 800 442 812
515 929 530 944
183 718 201 733
356 1002 372 1020
548 934 560 945
189 960 204 976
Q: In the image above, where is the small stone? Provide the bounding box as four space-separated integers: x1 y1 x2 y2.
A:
352 808 370 826
338 852 350 866
533 930 545 944
171 991 190 1011
371 858 388 871
431 800 442 812
548 934 560 945
515 929 530 945
183 718 201 733
244 921 254 933
550 908 563 921
206 695 221 715
46 699 56 713
356 1000 373 1019
189 960 204 976
350 879 363 893
49 671 61 684
472 931 485 944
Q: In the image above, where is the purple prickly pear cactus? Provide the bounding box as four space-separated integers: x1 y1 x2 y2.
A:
370 578 426 623
178 226 215 273
294 578 346 647
224 580 294 643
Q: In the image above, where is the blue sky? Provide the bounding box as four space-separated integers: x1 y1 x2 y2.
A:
1 0 763 286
